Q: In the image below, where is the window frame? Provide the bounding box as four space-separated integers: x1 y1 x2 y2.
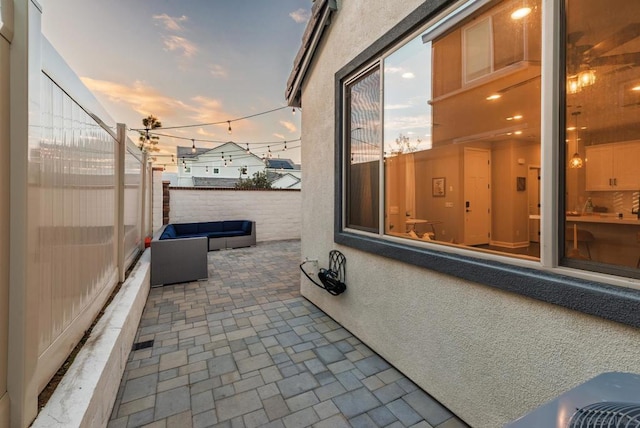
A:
334 0 640 328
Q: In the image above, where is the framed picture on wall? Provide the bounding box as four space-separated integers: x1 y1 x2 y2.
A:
432 177 446 197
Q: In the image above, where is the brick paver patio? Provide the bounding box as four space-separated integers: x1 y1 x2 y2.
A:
108 240 469 428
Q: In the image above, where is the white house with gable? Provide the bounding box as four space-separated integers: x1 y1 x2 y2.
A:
176 141 265 187
176 141 302 189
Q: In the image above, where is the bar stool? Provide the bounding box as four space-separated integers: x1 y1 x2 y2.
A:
566 225 595 260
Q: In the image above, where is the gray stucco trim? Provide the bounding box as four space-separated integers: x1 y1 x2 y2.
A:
335 231 640 328
333 0 640 329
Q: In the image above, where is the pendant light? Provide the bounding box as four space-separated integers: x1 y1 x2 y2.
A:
569 111 583 169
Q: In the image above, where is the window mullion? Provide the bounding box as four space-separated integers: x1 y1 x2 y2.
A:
539 0 560 268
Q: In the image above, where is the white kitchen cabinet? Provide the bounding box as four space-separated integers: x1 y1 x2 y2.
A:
585 141 640 191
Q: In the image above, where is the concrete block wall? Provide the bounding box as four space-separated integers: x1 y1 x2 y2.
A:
151 168 163 233
169 189 301 242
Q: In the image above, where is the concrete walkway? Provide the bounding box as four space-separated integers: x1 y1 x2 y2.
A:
108 240 469 428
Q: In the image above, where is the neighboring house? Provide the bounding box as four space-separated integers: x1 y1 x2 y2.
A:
175 142 302 189
266 158 302 189
176 142 265 187
287 0 640 427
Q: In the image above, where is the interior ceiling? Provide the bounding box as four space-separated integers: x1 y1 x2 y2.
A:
431 0 640 147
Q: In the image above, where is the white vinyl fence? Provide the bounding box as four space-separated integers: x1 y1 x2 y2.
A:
3 3 151 425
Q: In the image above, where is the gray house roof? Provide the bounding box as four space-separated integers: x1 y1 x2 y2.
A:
285 0 338 107
192 177 240 188
265 158 298 170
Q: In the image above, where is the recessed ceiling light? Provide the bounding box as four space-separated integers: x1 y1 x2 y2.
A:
580 126 587 130
506 117 513 121
511 7 531 20
486 94 501 101
514 131 523 135
402 72 415 79
513 115 523 120
632 85 640 91
567 126 576 131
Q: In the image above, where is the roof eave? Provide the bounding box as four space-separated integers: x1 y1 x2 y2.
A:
285 0 337 107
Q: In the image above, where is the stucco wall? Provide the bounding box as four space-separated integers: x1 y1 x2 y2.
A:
297 1 640 427
0 28 10 428
169 189 301 243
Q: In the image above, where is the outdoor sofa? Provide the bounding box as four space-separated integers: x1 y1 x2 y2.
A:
150 220 256 286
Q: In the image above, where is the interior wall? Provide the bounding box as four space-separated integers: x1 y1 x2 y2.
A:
297 0 640 427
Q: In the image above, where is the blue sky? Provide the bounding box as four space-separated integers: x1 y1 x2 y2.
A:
41 0 309 165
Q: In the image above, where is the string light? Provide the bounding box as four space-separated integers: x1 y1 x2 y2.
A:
221 152 225 160
283 141 287 151
137 105 289 131
191 139 196 154
205 165 209 173
229 155 233 164
227 121 232 135
267 146 272 158
292 107 296 115
246 143 250 154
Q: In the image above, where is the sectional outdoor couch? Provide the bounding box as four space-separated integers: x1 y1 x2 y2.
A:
150 220 256 286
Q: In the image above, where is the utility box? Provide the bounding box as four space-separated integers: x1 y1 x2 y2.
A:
505 372 640 427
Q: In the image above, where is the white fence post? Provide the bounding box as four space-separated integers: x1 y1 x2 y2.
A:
140 152 148 251
116 124 126 283
8 1 42 426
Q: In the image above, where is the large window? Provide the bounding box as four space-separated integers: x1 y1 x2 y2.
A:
345 0 542 261
562 0 640 276
341 0 640 280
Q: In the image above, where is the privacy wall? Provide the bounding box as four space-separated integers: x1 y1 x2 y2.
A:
5 2 149 426
168 188 301 242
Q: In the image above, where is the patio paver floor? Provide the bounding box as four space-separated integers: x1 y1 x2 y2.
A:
108 240 469 428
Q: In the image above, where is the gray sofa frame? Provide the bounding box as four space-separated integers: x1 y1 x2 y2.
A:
207 221 256 251
151 226 208 287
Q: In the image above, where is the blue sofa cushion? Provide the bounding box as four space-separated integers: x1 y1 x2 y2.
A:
223 220 251 233
198 222 224 233
174 223 199 235
160 224 177 239
207 230 245 238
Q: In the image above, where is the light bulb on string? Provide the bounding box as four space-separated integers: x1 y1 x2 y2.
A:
224 160 227 167
268 145 272 158
227 121 232 134
191 138 196 154
229 155 233 164
205 165 209 173
221 152 224 160
182 157 185 167
283 141 287 151
171 155 175 163
292 108 296 115
246 143 250 154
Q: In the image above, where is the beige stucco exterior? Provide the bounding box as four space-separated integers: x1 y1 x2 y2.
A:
0 12 10 428
297 1 640 427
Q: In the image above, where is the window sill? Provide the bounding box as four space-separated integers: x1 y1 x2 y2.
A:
335 230 640 328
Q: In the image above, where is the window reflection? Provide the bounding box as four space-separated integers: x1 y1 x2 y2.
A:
346 68 381 232
564 0 640 271
383 0 541 260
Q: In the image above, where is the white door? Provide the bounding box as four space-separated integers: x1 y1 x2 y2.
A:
463 148 491 245
528 166 541 243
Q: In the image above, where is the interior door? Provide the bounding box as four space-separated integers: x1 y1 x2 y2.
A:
463 148 491 245
528 166 541 243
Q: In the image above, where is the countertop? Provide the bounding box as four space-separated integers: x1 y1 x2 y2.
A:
565 213 640 225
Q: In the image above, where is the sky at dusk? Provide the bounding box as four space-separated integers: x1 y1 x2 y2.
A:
41 0 310 166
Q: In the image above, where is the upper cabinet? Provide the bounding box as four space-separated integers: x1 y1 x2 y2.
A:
585 141 640 191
